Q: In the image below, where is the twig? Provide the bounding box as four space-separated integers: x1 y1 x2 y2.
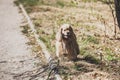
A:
29 67 49 80
14 66 46 78
100 16 107 43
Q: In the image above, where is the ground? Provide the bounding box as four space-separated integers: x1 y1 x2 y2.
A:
3 0 120 80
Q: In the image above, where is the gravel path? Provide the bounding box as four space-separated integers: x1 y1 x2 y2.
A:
0 0 42 80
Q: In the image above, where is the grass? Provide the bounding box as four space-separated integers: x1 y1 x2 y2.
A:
14 0 77 13
82 0 97 2
82 35 99 45
56 0 65 8
14 0 113 8
17 0 120 79
17 0 120 62
38 31 56 53
80 0 113 3
14 0 40 6
104 47 119 61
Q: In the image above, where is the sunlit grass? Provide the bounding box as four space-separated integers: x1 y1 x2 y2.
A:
17 0 119 65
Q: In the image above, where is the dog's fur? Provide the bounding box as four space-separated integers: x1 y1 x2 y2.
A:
56 24 80 61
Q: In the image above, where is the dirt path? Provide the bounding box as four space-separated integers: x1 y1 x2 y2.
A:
0 0 42 80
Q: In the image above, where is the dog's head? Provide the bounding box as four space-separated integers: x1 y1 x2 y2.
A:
60 24 73 39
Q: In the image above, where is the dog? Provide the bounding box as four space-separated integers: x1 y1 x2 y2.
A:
55 24 80 61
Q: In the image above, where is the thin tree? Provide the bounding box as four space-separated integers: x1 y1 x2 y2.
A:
114 0 120 29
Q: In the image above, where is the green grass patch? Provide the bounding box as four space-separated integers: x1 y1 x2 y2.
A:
56 0 77 8
14 0 40 6
38 32 56 53
105 47 112 55
82 35 99 45
107 55 114 61
82 0 97 2
56 0 65 8
14 0 77 8
104 47 117 61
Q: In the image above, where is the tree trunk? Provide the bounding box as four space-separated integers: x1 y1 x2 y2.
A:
114 0 120 29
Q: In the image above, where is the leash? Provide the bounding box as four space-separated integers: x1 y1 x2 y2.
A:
47 59 60 80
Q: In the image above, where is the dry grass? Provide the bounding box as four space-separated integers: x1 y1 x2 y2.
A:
16 0 120 80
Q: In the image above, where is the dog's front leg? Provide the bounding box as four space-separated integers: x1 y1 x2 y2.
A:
56 41 60 57
56 41 63 60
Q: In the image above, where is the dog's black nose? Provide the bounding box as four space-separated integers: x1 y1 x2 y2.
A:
67 32 70 35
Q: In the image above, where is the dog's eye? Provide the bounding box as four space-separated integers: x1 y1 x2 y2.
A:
66 28 70 30
64 29 66 31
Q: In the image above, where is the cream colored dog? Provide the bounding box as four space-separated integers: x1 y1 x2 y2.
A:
56 24 80 61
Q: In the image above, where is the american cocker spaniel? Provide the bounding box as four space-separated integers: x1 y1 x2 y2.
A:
56 24 80 61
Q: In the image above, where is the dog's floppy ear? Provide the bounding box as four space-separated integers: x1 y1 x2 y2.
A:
69 25 73 32
70 25 77 40
56 27 62 41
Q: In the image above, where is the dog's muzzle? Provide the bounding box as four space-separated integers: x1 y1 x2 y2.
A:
63 32 71 39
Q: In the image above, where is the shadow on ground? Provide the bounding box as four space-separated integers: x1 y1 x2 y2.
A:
58 55 120 80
